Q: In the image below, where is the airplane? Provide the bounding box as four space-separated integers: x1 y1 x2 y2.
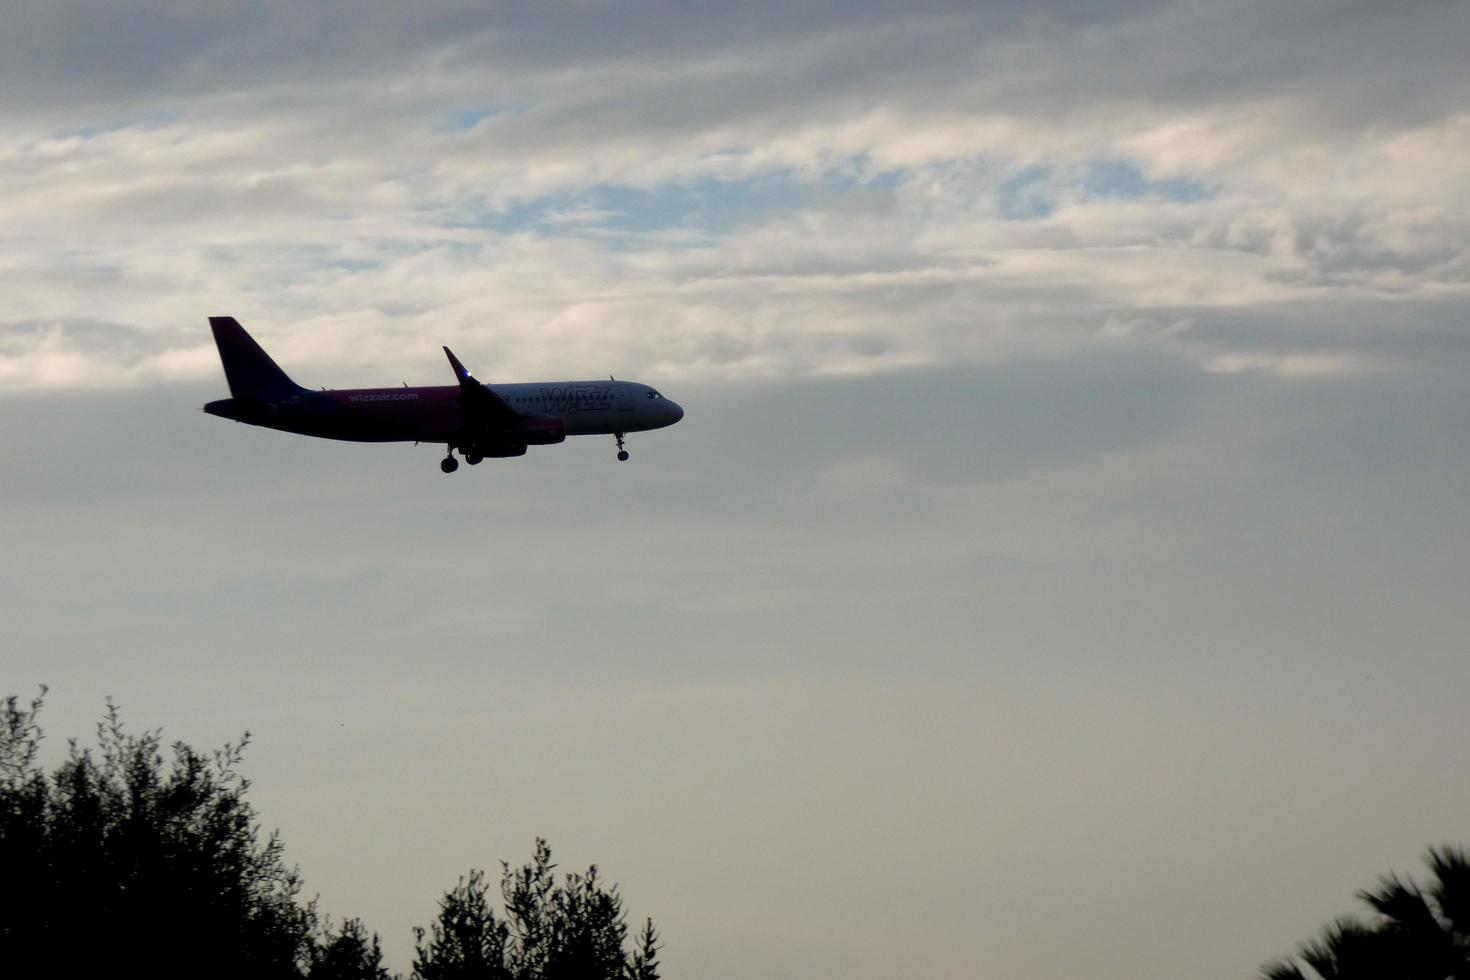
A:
202 316 683 472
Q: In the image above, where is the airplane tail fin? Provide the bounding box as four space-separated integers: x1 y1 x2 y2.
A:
208 316 303 399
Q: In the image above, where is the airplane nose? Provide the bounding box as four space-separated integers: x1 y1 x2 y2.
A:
668 401 684 423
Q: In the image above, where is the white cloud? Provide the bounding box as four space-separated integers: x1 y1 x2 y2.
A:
0 0 1465 395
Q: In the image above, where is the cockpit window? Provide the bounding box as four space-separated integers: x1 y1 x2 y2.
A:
647 390 662 399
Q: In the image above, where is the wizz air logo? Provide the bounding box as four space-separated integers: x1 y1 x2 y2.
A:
540 386 611 414
347 392 420 403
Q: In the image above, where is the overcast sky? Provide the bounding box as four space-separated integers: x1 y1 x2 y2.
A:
4 2 1470 977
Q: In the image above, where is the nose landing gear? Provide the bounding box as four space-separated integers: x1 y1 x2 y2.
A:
615 432 629 462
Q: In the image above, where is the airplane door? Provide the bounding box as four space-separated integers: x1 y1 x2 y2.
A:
614 384 634 413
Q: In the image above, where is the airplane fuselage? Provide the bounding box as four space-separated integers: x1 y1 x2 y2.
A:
201 316 683 468
205 380 681 444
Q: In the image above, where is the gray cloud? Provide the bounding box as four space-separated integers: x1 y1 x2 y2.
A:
5 354 1470 979
1 318 189 358
6 1 1465 156
674 348 1219 490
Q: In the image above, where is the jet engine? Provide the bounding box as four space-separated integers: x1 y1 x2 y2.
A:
483 443 527 458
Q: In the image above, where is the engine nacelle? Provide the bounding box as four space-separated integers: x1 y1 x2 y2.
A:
515 414 566 446
484 443 527 458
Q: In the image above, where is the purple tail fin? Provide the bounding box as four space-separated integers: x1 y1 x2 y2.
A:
208 317 302 399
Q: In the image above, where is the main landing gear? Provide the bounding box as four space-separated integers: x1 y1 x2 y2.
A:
615 432 629 462
440 453 459 474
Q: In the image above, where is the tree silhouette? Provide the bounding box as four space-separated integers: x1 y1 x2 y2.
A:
415 838 661 980
1 690 321 977
3 692 662 980
1262 846 1470 980
311 918 393 980
0 692 408 978
413 870 511 980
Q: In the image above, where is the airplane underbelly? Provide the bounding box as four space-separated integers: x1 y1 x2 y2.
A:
564 412 609 436
273 401 457 443
566 409 644 435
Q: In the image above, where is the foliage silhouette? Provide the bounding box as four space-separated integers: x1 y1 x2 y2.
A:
414 838 661 980
1261 846 1470 980
0 689 327 978
2 692 661 980
312 918 393 980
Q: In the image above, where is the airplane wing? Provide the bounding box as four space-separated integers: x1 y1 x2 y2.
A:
443 347 518 424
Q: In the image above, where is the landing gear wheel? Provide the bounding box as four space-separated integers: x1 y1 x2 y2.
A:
465 454 483 465
614 432 629 462
440 455 459 474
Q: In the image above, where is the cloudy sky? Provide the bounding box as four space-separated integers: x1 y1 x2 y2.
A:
4 1 1470 976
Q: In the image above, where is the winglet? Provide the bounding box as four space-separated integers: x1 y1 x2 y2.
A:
443 346 474 385
444 346 516 420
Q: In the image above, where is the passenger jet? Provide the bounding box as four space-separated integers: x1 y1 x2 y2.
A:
202 317 683 471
